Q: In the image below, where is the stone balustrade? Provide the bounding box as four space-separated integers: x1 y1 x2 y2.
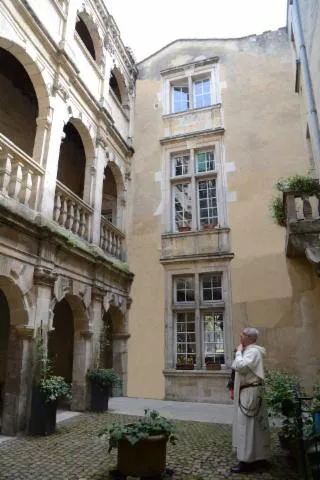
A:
54 181 93 241
100 216 125 260
285 192 320 222
0 132 44 208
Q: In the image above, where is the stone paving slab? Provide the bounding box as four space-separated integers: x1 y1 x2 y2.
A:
108 398 233 424
0 412 300 480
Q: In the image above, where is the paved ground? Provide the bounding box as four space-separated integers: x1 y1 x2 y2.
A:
0 399 301 480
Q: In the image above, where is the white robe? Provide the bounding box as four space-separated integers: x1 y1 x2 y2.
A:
232 344 270 463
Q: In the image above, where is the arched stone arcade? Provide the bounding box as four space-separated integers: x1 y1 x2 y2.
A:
0 276 33 436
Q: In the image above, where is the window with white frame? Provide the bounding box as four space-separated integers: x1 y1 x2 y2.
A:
171 148 218 231
171 75 213 113
173 273 225 369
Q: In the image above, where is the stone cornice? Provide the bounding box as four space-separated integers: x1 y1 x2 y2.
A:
160 128 225 145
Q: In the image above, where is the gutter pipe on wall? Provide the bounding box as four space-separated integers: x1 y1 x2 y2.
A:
289 0 320 179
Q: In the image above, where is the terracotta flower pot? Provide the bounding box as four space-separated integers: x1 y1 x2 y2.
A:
176 364 194 370
178 226 191 232
206 363 221 371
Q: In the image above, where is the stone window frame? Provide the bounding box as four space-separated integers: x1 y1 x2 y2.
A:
162 59 220 116
165 262 233 371
167 140 225 233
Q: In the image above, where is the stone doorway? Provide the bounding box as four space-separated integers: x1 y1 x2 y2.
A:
48 299 74 407
0 290 10 431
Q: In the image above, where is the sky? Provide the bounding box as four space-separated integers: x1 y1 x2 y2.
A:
105 0 288 62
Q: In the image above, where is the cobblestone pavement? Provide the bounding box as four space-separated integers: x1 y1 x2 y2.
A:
0 412 301 480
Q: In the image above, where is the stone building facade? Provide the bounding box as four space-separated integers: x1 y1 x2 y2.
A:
127 29 320 404
0 0 136 435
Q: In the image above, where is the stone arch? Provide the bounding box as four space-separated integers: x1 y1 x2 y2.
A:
57 116 96 203
0 276 33 435
0 37 50 118
76 9 104 65
49 282 92 410
109 66 129 106
103 156 126 229
102 292 129 395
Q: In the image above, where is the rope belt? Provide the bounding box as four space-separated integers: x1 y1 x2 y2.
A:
239 382 264 418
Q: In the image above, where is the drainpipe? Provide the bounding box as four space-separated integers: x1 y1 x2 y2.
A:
289 0 320 179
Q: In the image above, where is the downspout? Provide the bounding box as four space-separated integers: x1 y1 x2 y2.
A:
289 0 320 179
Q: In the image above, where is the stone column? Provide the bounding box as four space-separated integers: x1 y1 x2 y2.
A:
71 330 93 411
2 326 34 436
38 94 68 218
91 140 107 246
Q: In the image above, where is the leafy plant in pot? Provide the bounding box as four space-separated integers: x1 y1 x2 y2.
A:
264 370 302 453
99 409 177 477
29 329 71 435
87 368 120 412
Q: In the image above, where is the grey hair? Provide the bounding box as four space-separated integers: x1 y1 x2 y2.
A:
243 327 259 342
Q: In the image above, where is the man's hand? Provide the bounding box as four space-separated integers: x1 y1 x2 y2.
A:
237 344 243 352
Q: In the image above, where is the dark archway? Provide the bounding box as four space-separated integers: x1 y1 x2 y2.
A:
57 122 86 198
0 290 10 431
102 165 117 225
109 72 122 104
48 299 74 384
101 311 113 369
0 47 38 155
75 16 96 60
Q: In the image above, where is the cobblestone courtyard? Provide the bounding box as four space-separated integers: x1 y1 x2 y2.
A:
0 412 300 480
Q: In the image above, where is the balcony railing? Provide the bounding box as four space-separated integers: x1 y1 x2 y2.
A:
0 133 44 208
284 192 320 257
53 181 93 241
285 193 320 222
100 216 125 260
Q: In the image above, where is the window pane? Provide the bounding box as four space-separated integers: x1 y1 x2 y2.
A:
196 151 215 173
174 183 192 230
201 274 222 301
172 154 190 176
175 276 195 303
198 179 218 227
176 311 196 366
203 312 224 361
172 86 189 113
194 79 212 109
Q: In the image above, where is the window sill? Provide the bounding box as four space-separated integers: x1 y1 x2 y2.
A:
162 227 230 238
163 368 231 376
163 103 221 119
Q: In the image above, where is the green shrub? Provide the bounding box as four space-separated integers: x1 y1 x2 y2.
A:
100 409 177 453
87 368 120 388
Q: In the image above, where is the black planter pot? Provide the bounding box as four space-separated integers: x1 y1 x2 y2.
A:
90 383 109 412
29 386 57 435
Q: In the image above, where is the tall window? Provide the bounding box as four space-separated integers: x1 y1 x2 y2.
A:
171 76 212 113
171 148 218 231
173 273 224 369
75 16 96 60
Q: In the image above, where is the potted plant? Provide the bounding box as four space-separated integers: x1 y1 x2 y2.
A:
29 330 70 435
175 356 194 370
311 384 320 434
265 370 301 452
202 220 217 231
87 368 120 412
177 221 191 232
205 354 224 371
99 409 177 478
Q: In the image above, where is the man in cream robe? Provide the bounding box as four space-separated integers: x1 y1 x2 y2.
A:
231 327 270 473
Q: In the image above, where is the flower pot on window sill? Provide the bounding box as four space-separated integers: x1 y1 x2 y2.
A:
202 223 216 231
178 226 191 232
176 364 194 370
206 363 221 371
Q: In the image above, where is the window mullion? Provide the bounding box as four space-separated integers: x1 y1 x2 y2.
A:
188 76 193 110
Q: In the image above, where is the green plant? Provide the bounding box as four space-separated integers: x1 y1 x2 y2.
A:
100 409 177 453
265 370 301 439
87 368 120 388
176 356 194 365
269 196 286 226
39 376 71 403
275 174 319 196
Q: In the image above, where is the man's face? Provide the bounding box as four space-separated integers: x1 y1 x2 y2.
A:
240 331 252 347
